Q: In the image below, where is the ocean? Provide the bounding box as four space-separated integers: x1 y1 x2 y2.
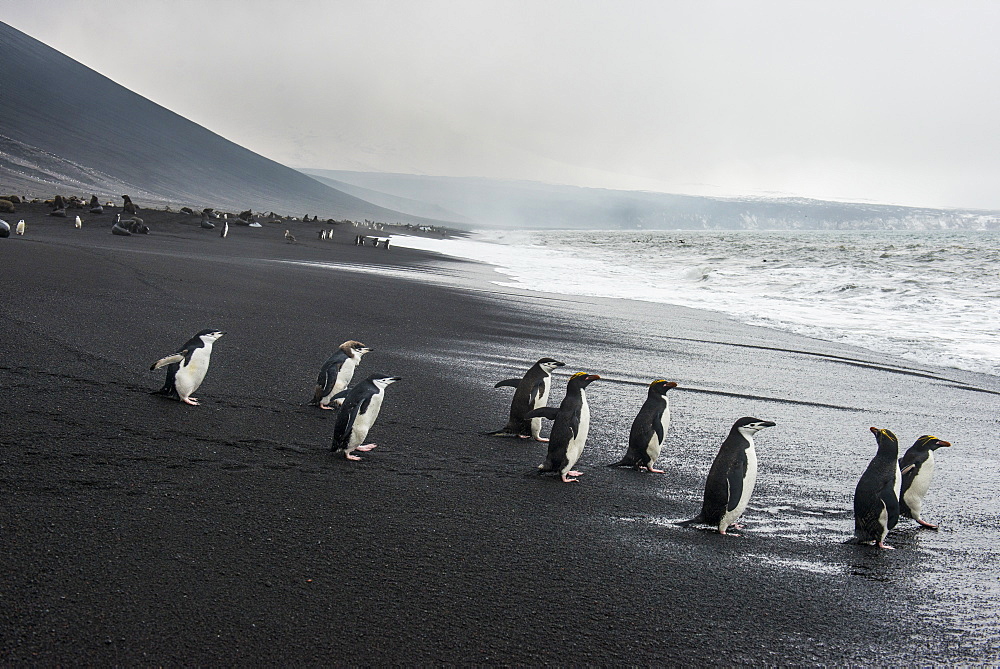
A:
394 228 1000 378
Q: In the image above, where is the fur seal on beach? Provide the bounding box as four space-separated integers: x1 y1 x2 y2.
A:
15 219 25 235
0 219 9 238
200 211 216 229
489 357 565 441
49 195 67 217
526 372 600 483
853 427 905 549
122 195 137 215
89 195 103 214
609 380 678 472
329 374 401 460
308 340 372 409
111 220 132 236
683 417 776 535
899 435 951 529
149 329 225 406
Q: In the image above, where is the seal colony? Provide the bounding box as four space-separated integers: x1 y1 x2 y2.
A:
1 201 994 666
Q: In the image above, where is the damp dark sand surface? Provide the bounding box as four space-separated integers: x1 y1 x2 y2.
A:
2 206 999 664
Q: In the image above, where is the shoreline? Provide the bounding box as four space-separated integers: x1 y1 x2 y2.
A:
2 207 998 664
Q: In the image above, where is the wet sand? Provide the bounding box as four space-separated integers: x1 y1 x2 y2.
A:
2 204 999 664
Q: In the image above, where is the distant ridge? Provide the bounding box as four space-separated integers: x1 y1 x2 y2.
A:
300 170 1000 231
0 21 450 225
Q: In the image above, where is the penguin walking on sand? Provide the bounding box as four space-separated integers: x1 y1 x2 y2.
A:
284 229 296 243
307 340 372 409
149 329 225 406
74 215 82 229
329 374 401 460
525 372 600 483
220 220 228 238
683 417 776 535
899 435 951 529
853 427 907 549
489 357 565 441
15 219 25 235
609 380 678 472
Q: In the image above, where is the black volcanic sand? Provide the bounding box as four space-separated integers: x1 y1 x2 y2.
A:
2 203 999 664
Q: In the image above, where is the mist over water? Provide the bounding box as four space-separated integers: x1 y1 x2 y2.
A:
395 229 1000 377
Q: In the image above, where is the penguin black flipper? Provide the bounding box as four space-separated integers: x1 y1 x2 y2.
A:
726 459 747 512
329 388 350 403
525 407 559 421
854 469 894 540
494 379 521 388
879 475 901 531
699 449 739 525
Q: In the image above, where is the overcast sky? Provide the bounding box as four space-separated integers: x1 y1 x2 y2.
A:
4 1 1000 209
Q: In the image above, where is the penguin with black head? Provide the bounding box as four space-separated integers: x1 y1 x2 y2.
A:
684 417 776 535
329 374 401 460
899 434 951 529
490 357 565 441
525 372 600 483
853 427 906 549
609 379 678 473
149 329 225 406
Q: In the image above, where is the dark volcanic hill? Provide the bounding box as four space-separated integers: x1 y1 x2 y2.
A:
0 21 449 225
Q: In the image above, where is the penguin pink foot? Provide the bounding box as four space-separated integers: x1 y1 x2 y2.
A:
345 453 362 461
534 437 550 443
917 519 939 530
560 474 580 483
355 444 378 452
646 466 666 473
182 397 200 406
319 404 335 411
876 541 896 550
567 470 583 477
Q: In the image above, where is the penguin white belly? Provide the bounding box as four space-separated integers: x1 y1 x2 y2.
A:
349 392 384 450
645 404 670 463
904 455 934 516
175 347 213 398
876 503 889 540
563 393 590 473
326 357 358 403
720 442 757 530
530 376 551 440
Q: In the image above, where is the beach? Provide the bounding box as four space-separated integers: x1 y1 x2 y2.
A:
2 203 999 664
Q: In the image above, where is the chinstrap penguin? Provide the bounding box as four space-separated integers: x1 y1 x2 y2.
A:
308 340 372 409
526 372 600 483
684 417 776 535
899 434 951 529
329 374 401 460
489 357 565 441
149 329 225 406
853 427 906 549
609 380 678 472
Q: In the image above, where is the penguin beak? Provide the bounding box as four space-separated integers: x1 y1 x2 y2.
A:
937 440 951 447
587 374 601 382
759 421 776 428
869 426 879 435
665 382 678 389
